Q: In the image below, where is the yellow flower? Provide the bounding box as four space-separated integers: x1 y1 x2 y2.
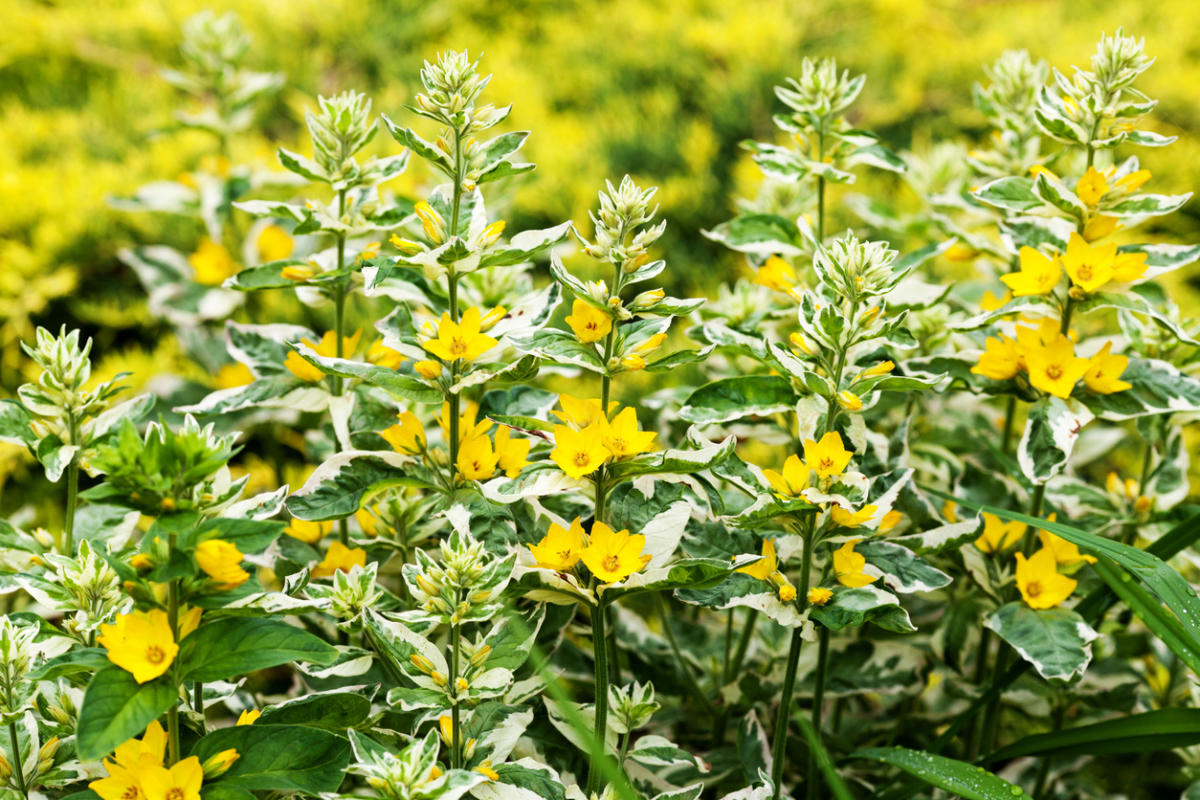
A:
975 512 1026 554
214 362 254 389
878 510 903 533
858 360 895 380
1083 215 1119 242
1001 247 1061 297
1115 169 1152 194
130 553 153 570
200 748 240 778
1038 529 1098 570
754 255 798 294
356 507 379 537
580 522 651 583
282 264 317 282
944 242 977 262
1061 233 1116 293
832 539 877 588
195 539 250 590
529 517 586 571
835 390 863 411
237 709 260 725
599 407 657 459
494 426 530 478
367 340 406 369
980 290 1013 312
777 581 797 602
177 606 203 640
553 394 609 428
831 504 877 528
550 423 610 478
565 298 613 344
97 610 178 684
381 410 426 454
458 434 499 481
108 720 167 771
257 224 294 262
285 518 332 545
807 587 833 606
1076 166 1109 206
438 401 491 443
1025 334 1089 398
423 307 499 362
942 500 958 523
91 763 149 800
1111 251 1149 283
414 200 446 243
285 330 362 382
312 541 367 578
972 334 1020 381
738 538 778 581
139 756 204 800
414 360 444 379
762 454 811 497
1015 548 1077 609
1083 342 1131 394
803 432 852 480
189 238 237 286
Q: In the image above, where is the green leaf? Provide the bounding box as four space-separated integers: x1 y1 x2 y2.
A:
192 724 351 793
1105 192 1192 218
985 602 1096 681
1091 555 1200 676
1076 291 1200 347
29 648 110 681
179 617 338 681
1078 357 1200 419
810 585 916 633
972 176 1041 212
1017 396 1093 483
292 346 442 404
1032 172 1085 220
855 540 952 594
701 213 804 256
679 376 797 425
852 747 1025 800
257 690 372 730
985 708 1200 762
287 451 435 520
76 667 177 761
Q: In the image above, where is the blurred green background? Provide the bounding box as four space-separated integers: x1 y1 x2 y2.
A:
3 0 1198 489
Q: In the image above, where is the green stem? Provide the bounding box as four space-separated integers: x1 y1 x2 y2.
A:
587 599 611 793
1000 396 1017 456
1019 483 1047 555
193 682 204 718
332 188 348 398
8 719 27 798
807 625 831 800
1032 700 1066 797
722 611 734 683
771 519 817 800
729 608 759 681
1060 297 1075 335
63 412 79 555
446 275 461 495
656 594 715 718
166 564 181 766
965 627 993 761
450 621 462 769
816 175 826 243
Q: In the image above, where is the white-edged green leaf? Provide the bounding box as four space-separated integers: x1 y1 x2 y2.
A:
985 601 1096 681
1017 396 1094 484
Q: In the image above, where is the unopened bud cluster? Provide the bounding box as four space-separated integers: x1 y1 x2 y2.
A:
404 531 510 624
415 50 509 135
0 618 39 720
350 731 444 800
976 50 1049 133
307 90 378 183
608 681 659 734
581 176 666 272
179 10 249 77
34 540 131 643
815 233 901 303
776 57 864 120
308 562 383 625
19 327 122 447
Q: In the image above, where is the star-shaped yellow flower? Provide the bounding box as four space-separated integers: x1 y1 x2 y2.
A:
580 522 651 583
1015 548 1077 609
832 539 877 588
1076 166 1109 206
529 517 587 571
1001 247 1061 297
1038 529 1098 570
754 255 799 295
737 538 778 581
831 504 878 528
803 432 853 480
972 335 1020 381
550 423 610 478
312 541 367 578
565 299 613 344
599 407 657 459
1061 233 1116 293
1083 341 1131 394
195 539 250 590
97 610 178 684
139 756 204 800
457 434 499 481
553 394 611 429
422 307 499 362
975 512 1026 554
381 410 426 454
189 238 238 286
762 454 811 497
494 426 530 478
1025 334 1089 398
285 330 362 382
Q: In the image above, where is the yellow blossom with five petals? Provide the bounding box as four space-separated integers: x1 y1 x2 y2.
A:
529 517 587 571
832 539 877 588
1083 342 1131 394
564 299 612 343
762 455 811 497
550 423 610 478
599 407 657 459
803 432 852 480
1025 334 1089 398
422 307 499 362
97 610 178 684
1001 247 1060 296
580 522 651 583
1015 548 1076 609
975 512 1026 554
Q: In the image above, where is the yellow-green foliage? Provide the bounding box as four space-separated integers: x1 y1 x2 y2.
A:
3 0 1198 377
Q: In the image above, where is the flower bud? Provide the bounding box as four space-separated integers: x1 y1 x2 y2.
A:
202 748 240 779
807 587 833 606
415 360 444 380
836 390 863 411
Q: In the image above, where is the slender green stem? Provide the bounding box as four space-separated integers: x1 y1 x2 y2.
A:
1060 297 1075 335
166 551 181 766
193 682 204 718
617 731 631 769
8 719 27 798
816 176 826 243
63 412 79 555
1019 483 1047 555
965 627 993 761
807 626 831 800
1000 396 1017 456
656 594 715 717
587 599 611 793
729 608 759 681
771 519 817 800
1032 699 1066 797
446 275 461 495
450 622 462 769
332 187 348 398
722 611 734 683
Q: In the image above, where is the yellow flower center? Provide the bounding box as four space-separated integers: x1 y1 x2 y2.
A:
1045 365 1063 380
603 555 620 573
146 645 166 664
573 452 591 467
166 789 185 800
1026 581 1042 598
122 787 141 800
609 437 626 453
1077 263 1093 281
448 337 468 356
819 457 833 470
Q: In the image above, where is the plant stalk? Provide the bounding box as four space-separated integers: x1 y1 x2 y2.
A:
771 518 817 799
450 621 462 769
587 599 611 793
8 719 27 798
807 625 831 800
